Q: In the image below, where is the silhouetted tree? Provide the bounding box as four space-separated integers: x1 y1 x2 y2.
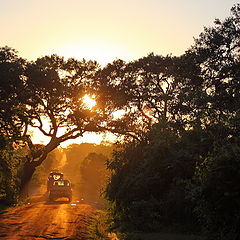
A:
106 123 208 231
174 4 240 138
0 48 127 198
0 46 29 146
105 4 240 236
97 55 181 134
19 55 110 196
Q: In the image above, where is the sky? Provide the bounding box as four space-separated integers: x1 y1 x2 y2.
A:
1 0 238 146
0 0 238 66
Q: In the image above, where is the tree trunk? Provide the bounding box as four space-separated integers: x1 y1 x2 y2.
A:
19 161 36 199
19 140 60 199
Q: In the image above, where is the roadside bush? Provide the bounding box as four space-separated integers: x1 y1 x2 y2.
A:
0 148 24 205
190 138 240 239
87 210 110 240
106 124 203 232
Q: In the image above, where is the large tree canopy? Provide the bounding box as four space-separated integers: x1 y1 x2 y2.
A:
96 54 184 141
0 49 128 196
0 46 29 147
105 4 240 238
174 4 240 137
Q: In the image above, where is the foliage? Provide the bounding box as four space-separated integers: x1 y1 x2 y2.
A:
0 46 29 145
97 54 182 138
0 45 123 198
105 5 240 237
64 143 113 176
0 6 239 240
106 124 205 232
175 4 240 136
61 143 113 203
189 138 240 239
80 152 109 203
0 146 25 205
87 210 111 240
124 232 203 240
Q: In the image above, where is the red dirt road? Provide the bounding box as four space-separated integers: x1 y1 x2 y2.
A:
0 195 96 240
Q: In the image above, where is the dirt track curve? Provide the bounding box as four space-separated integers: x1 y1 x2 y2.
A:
0 194 96 240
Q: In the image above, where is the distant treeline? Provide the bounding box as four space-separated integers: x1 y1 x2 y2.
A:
0 4 240 240
29 142 113 204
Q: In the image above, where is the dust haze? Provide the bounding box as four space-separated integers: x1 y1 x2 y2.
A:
29 143 114 206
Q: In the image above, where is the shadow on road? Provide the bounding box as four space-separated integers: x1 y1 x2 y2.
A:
44 200 70 205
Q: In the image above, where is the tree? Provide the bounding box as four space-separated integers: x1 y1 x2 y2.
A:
0 46 29 146
0 46 31 202
63 143 113 180
174 4 240 138
96 54 183 141
190 139 240 239
80 152 109 202
106 123 209 231
181 6 240 238
104 5 240 235
19 55 111 196
0 145 26 204
0 48 126 198
121 54 178 121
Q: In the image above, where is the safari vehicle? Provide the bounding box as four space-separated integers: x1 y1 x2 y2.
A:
47 170 64 192
49 179 72 202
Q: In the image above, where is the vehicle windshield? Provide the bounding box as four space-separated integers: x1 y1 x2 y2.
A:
53 180 70 187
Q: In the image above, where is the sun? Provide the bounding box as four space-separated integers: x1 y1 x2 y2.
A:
82 94 96 109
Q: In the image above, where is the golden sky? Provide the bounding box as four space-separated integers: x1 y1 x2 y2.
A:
1 0 238 145
1 0 237 65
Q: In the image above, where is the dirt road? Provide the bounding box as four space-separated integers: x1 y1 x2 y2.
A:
0 195 96 240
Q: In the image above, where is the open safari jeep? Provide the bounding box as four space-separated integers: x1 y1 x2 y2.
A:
49 179 72 202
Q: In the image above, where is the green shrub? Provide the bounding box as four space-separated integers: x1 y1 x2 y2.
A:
0 148 24 205
190 139 240 239
106 125 203 232
87 210 111 240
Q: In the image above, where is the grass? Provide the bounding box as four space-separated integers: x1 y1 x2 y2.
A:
87 210 110 240
0 203 9 213
86 209 204 240
124 232 204 240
